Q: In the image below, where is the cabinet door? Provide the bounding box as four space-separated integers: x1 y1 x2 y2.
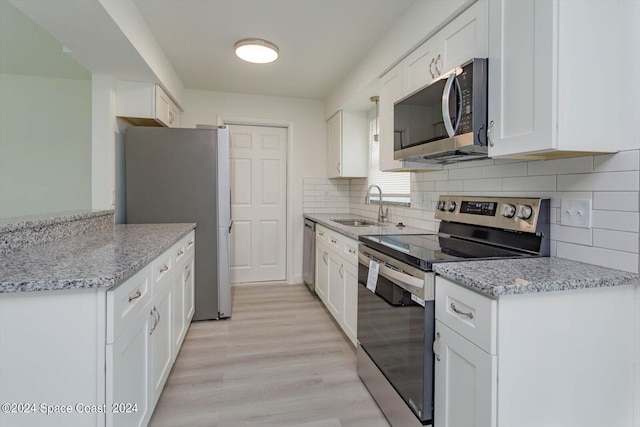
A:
154 86 172 127
403 37 439 95
106 302 152 427
327 111 342 178
183 257 195 322
487 0 555 157
439 0 488 74
342 261 358 346
315 241 329 303
434 321 496 427
171 269 184 360
151 283 173 406
326 252 343 320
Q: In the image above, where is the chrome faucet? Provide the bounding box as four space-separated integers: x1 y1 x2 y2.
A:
365 184 388 223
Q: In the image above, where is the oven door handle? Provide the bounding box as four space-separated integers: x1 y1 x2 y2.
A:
378 264 424 292
359 251 425 298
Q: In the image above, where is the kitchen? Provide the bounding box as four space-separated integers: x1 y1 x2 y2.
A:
0 0 639 426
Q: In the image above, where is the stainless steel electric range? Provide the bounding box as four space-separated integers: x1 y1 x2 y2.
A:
356 195 550 427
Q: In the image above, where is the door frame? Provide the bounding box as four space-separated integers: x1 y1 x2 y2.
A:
218 116 294 284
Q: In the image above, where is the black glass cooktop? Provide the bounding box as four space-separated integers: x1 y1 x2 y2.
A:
359 233 532 271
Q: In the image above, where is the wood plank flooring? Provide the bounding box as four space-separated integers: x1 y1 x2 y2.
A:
149 283 390 427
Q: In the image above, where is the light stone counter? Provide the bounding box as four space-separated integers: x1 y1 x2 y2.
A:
304 213 432 240
433 257 640 297
0 223 195 293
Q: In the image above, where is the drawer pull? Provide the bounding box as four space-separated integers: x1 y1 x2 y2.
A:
348 248 356 255
177 249 184 257
451 303 474 320
322 252 328 265
184 266 191 281
160 265 169 273
128 289 142 303
339 264 344 278
330 238 338 244
149 307 158 335
433 332 441 361
187 240 194 248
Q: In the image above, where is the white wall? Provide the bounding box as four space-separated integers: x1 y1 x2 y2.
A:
0 74 92 218
181 89 326 284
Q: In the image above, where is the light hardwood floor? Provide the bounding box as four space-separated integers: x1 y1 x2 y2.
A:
149 283 390 427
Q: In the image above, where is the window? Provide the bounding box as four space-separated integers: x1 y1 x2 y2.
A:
367 109 411 205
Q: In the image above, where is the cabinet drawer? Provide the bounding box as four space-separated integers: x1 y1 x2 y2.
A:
342 240 358 265
316 225 329 242
326 230 341 251
184 231 195 258
152 249 174 291
436 276 496 354
107 264 152 344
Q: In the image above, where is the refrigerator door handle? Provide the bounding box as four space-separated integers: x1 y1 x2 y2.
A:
229 221 233 233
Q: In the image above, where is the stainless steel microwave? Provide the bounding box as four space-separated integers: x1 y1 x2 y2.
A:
394 58 488 164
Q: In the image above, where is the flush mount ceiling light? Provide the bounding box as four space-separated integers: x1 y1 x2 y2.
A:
234 38 279 64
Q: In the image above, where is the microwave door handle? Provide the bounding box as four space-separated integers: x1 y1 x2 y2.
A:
442 73 460 137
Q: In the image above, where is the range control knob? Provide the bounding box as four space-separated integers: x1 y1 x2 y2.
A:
517 205 533 220
437 200 447 211
501 204 516 218
446 201 457 212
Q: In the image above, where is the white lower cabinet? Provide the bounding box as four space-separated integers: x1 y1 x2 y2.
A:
434 320 496 427
314 224 358 346
150 281 173 406
434 275 636 427
106 302 153 427
315 233 329 303
105 231 195 427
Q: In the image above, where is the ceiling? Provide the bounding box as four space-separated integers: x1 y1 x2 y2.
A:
132 0 417 100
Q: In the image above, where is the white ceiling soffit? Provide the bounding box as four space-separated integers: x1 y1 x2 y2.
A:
8 0 157 84
133 0 417 100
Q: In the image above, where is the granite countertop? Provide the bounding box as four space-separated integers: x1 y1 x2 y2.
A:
0 223 195 294
304 213 432 240
0 209 113 233
433 257 640 297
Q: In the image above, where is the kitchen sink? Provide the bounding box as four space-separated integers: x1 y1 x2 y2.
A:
331 218 385 227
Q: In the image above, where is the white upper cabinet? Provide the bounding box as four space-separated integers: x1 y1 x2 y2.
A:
116 81 181 128
379 1 487 172
404 0 488 95
326 110 368 178
488 0 623 159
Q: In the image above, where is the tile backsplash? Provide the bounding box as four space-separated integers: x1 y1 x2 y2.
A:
304 149 640 273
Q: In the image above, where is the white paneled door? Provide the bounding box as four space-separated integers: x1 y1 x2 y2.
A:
229 125 287 283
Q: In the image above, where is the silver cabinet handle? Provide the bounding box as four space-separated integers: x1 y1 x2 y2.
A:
433 332 441 361
128 289 142 303
336 162 341 174
160 265 169 273
348 248 356 255
149 306 158 335
177 249 184 257
184 265 192 281
429 57 435 78
168 111 175 124
156 307 161 326
435 54 442 75
451 303 474 319
188 240 194 248
487 120 495 147
339 264 344 279
330 238 338 244
322 252 328 265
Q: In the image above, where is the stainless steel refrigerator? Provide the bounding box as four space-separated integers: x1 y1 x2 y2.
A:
125 126 231 320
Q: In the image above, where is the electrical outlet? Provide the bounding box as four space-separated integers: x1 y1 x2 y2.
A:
560 199 591 228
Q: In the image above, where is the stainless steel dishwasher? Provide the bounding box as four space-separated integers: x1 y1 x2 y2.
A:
302 218 316 292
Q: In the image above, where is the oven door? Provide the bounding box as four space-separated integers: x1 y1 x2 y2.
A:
357 247 434 424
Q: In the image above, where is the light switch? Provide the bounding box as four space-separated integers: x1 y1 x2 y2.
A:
560 199 591 228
